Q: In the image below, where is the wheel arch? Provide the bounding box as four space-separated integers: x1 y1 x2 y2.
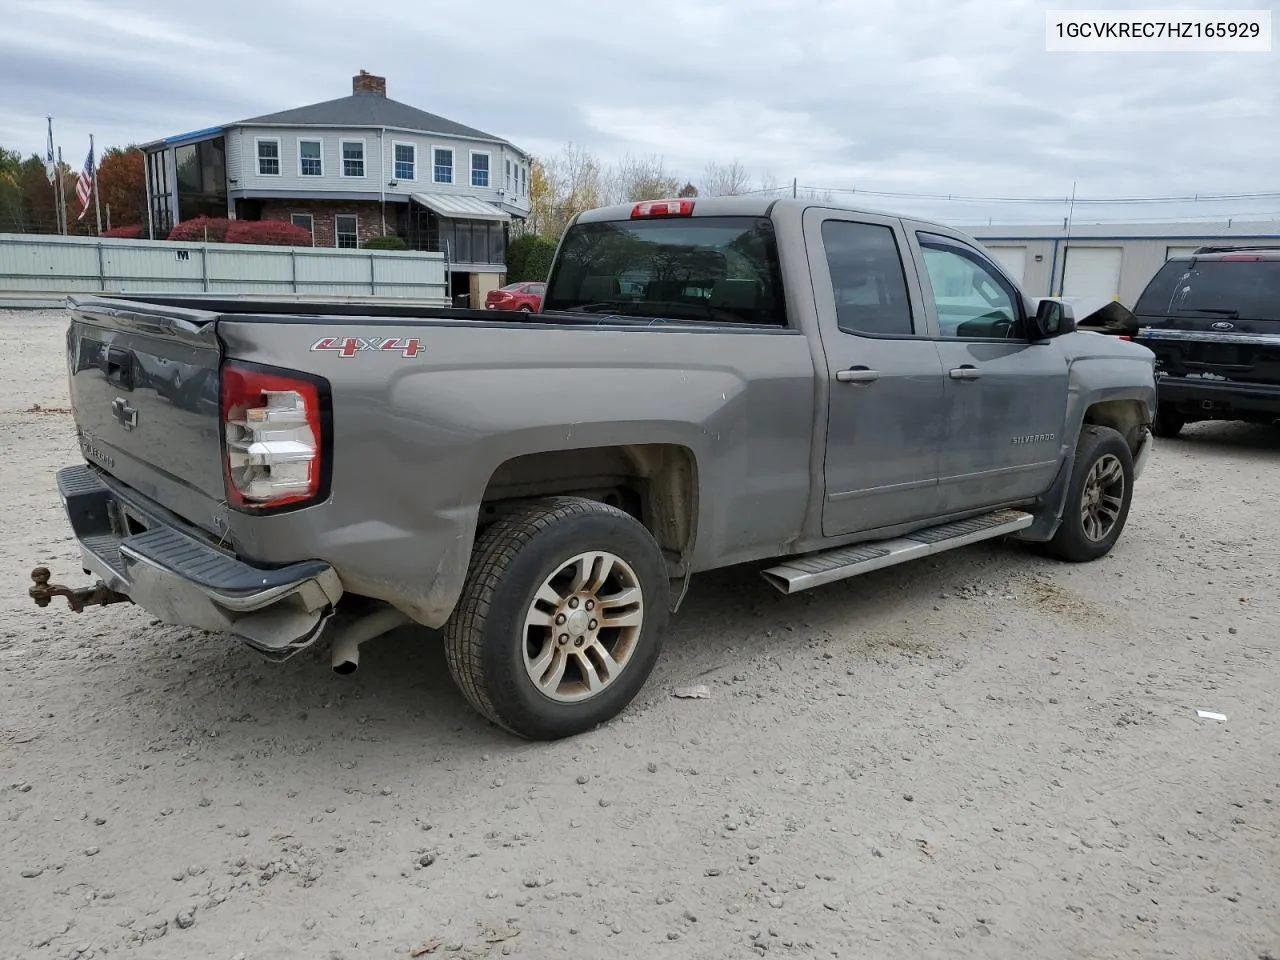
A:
477 443 700 602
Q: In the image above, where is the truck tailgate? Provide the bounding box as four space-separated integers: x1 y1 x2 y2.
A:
68 299 225 532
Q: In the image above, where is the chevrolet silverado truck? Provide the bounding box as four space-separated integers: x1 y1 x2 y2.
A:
1130 247 1280 436
29 197 1157 740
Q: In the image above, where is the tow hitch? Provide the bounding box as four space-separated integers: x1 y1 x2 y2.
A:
29 566 131 613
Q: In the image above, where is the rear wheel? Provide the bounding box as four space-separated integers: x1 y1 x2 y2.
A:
442 497 670 740
1152 406 1185 438
519 305 532 313
1041 425 1134 563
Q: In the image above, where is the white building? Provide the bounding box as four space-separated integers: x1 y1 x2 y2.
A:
966 220 1280 307
143 70 532 301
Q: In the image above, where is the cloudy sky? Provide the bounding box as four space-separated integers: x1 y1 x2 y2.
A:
2 0 1276 225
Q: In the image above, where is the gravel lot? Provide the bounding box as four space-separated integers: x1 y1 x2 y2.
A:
1 308 1277 960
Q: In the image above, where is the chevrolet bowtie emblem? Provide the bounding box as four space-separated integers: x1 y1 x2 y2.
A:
111 397 138 431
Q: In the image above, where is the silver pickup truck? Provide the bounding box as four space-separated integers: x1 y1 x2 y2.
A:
30 197 1156 740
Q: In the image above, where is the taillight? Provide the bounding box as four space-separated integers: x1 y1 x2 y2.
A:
1118 335 1132 341
631 199 695 218
221 361 329 511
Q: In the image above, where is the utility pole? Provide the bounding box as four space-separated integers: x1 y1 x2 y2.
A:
792 178 797 198
1058 180 1077 297
56 146 67 235
91 133 103 235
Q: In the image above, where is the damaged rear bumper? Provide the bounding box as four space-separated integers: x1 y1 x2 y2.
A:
48 464 343 659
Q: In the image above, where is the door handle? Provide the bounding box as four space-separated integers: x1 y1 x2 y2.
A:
949 365 982 381
836 366 880 384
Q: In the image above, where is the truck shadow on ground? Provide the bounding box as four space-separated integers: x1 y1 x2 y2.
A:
1171 420 1280 455
114 535 1041 763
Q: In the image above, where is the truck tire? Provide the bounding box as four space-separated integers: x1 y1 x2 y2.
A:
442 496 670 740
1152 407 1185 438
1041 425 1134 563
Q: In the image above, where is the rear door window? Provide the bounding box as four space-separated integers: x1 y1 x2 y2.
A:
820 220 915 337
1135 259 1280 321
543 215 787 326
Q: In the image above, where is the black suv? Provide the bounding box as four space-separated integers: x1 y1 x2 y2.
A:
1132 247 1280 436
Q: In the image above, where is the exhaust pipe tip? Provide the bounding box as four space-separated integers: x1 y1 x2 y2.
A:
329 607 410 676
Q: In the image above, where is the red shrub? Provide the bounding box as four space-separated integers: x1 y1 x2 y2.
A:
225 220 314 246
167 217 230 242
102 224 144 239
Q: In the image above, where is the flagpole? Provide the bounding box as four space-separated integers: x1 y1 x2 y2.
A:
57 145 67 235
46 116 61 235
91 134 103 235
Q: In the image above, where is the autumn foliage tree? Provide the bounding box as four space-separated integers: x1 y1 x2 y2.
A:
95 146 146 232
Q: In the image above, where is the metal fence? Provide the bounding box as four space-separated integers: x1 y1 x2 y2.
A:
0 233 450 304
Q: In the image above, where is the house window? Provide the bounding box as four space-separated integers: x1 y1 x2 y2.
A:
471 152 490 188
335 214 358 249
290 213 314 239
299 140 322 177
433 148 453 184
256 138 280 176
341 140 365 178
394 142 416 181
505 160 512 192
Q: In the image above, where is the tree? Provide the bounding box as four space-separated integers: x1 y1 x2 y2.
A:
523 160 554 238
530 143 606 240
96 146 146 231
606 153 682 204
17 153 73 234
677 182 698 198
507 234 558 282
0 147 25 233
700 160 752 197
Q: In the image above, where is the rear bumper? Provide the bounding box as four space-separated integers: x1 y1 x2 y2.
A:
58 464 343 659
1156 375 1280 417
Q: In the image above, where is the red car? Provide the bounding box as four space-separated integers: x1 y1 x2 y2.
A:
485 282 545 313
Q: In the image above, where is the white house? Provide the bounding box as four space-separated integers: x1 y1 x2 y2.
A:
143 70 533 300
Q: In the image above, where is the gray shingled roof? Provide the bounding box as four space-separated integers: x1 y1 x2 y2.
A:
236 93 508 144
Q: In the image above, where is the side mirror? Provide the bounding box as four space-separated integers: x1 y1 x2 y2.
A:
1030 299 1075 339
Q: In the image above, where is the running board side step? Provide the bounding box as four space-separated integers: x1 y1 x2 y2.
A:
761 509 1034 595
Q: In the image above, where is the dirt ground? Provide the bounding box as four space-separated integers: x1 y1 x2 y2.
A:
1 308 1277 960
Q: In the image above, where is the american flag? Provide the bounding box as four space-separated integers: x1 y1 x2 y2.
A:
75 144 94 221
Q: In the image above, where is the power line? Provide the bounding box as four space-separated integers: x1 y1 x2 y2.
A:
738 184 1280 205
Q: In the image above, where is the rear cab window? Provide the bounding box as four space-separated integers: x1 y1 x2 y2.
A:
543 215 787 326
1135 258 1280 321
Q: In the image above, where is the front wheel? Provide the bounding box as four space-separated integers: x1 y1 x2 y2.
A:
1041 425 1134 563
442 497 670 740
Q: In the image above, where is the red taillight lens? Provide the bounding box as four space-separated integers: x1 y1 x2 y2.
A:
1118 335 1132 341
631 199 694 218
220 362 328 511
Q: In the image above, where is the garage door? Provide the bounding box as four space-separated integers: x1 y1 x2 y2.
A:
1062 246 1123 299
985 246 1027 283
1166 245 1200 259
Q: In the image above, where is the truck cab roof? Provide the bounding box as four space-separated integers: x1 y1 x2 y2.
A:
571 195 950 232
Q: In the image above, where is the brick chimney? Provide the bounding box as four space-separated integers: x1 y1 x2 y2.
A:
353 70 386 97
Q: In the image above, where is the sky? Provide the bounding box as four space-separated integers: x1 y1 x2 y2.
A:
2 0 1277 226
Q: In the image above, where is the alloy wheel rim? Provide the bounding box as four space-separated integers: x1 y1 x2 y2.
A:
1081 454 1125 542
521 551 644 703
